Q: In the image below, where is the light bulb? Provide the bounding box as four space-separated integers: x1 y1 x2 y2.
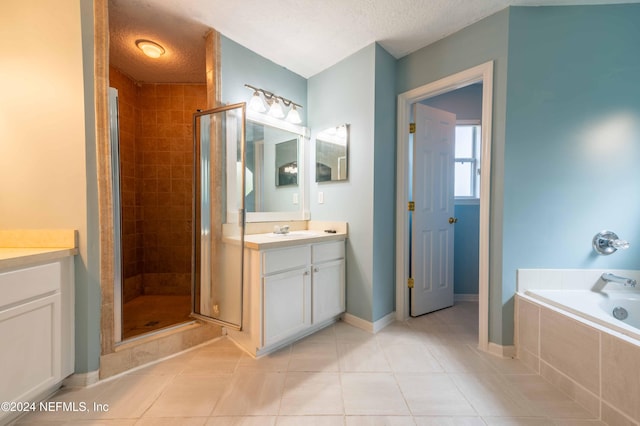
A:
269 99 285 119
136 40 165 58
248 91 266 112
286 105 302 124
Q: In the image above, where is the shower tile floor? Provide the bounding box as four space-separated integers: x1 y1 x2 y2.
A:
15 302 605 425
122 295 192 339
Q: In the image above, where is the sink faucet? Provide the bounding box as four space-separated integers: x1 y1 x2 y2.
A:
601 272 637 288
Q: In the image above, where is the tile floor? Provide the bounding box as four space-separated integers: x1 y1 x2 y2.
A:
15 302 606 426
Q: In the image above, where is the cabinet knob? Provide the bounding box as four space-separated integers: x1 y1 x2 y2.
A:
314 267 320 273
303 270 310 276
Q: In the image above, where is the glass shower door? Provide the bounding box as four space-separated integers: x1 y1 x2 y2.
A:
192 103 246 329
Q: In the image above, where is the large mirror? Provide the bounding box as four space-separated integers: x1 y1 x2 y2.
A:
316 124 349 182
245 110 309 221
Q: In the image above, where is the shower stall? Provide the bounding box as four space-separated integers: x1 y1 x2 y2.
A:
109 75 246 341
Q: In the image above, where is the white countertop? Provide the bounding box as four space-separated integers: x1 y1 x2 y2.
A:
0 247 78 271
243 230 347 250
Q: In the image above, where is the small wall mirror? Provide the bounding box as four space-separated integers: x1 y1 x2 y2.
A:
316 124 349 182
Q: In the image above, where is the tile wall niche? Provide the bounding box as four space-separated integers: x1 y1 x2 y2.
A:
516 294 640 425
108 66 207 301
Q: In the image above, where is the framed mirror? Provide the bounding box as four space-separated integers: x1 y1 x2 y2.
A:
316 124 349 182
245 110 309 222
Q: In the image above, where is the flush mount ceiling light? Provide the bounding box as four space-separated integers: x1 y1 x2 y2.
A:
245 84 303 124
135 39 165 58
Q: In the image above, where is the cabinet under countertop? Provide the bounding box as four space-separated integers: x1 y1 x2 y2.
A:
228 233 347 357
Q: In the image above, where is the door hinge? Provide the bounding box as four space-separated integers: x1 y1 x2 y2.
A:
407 201 415 212
409 123 416 134
407 277 415 289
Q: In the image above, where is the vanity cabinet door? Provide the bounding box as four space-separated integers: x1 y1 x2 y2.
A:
312 259 345 325
262 267 311 346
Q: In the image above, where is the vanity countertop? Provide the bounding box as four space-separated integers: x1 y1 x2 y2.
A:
0 229 78 271
0 248 78 271
243 230 347 250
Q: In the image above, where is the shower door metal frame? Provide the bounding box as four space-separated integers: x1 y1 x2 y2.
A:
191 103 246 330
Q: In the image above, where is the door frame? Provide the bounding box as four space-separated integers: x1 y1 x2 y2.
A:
395 61 493 352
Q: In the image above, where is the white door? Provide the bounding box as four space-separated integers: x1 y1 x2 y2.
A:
411 103 456 316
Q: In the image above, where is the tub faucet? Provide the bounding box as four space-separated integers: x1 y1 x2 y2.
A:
601 272 637 288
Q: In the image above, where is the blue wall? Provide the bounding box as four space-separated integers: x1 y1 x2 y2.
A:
372 44 397 321
220 36 307 124
308 45 377 321
502 5 640 343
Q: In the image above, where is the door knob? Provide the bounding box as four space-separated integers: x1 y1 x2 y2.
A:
448 217 458 224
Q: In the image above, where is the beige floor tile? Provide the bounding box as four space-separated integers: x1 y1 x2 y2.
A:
338 341 391 372
211 372 286 416
395 373 476 416
341 373 409 415
550 421 607 426
143 374 231 417
427 344 494 373
346 416 416 425
180 346 242 375
335 322 376 342
381 343 444 373
450 373 537 417
135 417 207 425
236 347 292 372
277 415 345 425
206 416 277 426
279 372 344 415
413 417 485 426
289 341 339 372
375 321 424 346
90 374 175 419
475 350 536 375
481 418 554 425
16 421 137 426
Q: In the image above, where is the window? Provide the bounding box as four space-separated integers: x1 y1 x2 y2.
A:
454 123 481 199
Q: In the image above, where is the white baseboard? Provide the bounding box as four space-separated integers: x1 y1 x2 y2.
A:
342 311 396 333
454 294 479 302
487 342 516 359
62 370 100 388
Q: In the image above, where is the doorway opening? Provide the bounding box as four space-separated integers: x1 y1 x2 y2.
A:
395 61 493 352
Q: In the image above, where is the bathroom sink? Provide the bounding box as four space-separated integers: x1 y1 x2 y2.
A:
266 230 324 238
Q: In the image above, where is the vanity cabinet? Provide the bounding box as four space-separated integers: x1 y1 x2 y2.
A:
0 254 74 424
231 238 345 356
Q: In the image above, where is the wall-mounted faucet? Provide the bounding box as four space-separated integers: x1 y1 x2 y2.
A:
592 230 630 255
601 272 637 288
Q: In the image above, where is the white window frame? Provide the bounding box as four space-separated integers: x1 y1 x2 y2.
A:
455 119 481 203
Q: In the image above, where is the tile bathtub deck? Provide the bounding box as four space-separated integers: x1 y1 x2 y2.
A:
14 302 605 426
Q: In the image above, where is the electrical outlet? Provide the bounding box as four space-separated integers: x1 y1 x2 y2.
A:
318 192 324 204
293 193 299 204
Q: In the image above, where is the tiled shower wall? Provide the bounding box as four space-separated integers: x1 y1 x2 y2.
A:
110 66 143 302
109 66 207 301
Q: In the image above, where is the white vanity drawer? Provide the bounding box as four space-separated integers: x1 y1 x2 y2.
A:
312 240 345 264
0 262 61 309
263 245 311 275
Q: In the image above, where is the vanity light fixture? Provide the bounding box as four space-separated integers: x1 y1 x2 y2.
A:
248 90 267 113
245 84 303 123
136 39 165 58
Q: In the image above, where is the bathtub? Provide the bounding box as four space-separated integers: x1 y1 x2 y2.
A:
525 288 640 341
516 269 640 424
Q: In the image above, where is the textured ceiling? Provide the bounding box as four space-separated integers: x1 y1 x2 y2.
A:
109 0 640 83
